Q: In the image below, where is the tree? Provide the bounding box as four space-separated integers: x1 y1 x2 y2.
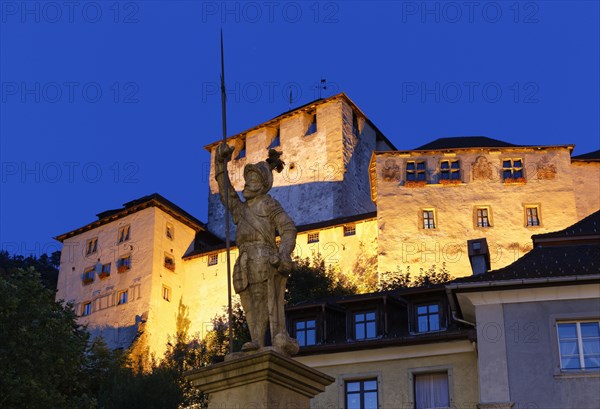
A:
285 255 356 306
378 262 454 291
0 268 95 408
0 250 61 290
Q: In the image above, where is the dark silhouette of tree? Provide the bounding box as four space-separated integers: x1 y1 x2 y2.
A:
286 255 356 306
0 267 94 408
0 250 60 290
378 262 454 291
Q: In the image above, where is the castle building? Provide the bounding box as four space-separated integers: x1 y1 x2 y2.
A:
55 93 599 360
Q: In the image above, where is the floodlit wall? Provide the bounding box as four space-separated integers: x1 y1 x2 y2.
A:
373 147 579 278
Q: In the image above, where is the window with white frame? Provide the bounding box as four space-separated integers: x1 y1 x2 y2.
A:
354 311 377 340
525 205 541 226
414 372 450 409
295 319 316 347
440 160 460 181
85 237 98 256
416 304 441 333
345 378 378 409
423 210 436 229
117 225 130 243
557 321 600 371
208 254 219 266
307 232 319 244
406 161 427 182
475 207 492 228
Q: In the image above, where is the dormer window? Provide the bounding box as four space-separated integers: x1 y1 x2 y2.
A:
305 114 317 136
354 311 377 340
295 319 317 347
416 303 441 333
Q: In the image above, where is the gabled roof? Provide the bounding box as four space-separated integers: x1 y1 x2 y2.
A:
55 193 207 242
532 210 600 245
414 136 518 150
572 149 600 162
203 92 397 151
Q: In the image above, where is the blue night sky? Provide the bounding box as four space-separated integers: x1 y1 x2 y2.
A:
1 1 598 256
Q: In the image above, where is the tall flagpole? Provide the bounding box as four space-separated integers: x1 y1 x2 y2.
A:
220 29 234 354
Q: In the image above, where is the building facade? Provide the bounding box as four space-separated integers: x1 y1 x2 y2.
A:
447 210 600 409
54 93 600 364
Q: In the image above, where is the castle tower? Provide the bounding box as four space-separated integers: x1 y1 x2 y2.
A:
205 93 395 239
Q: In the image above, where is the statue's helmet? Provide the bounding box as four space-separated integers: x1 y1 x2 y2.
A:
243 161 273 195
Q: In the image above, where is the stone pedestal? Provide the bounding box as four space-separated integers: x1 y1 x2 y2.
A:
185 350 334 409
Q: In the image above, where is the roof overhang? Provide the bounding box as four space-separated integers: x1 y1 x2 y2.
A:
203 92 397 152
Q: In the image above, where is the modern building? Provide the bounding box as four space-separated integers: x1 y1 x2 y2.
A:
447 210 600 409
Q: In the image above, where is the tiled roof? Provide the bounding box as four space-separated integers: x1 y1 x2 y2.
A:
449 243 599 284
532 210 599 242
55 193 206 242
572 149 600 161
413 136 518 150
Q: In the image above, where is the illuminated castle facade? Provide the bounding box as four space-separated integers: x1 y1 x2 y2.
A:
55 93 600 362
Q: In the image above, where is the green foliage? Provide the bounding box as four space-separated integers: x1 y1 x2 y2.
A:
286 255 356 305
378 262 454 291
0 267 95 408
0 250 61 290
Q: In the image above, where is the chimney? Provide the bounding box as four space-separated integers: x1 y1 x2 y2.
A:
467 238 490 275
